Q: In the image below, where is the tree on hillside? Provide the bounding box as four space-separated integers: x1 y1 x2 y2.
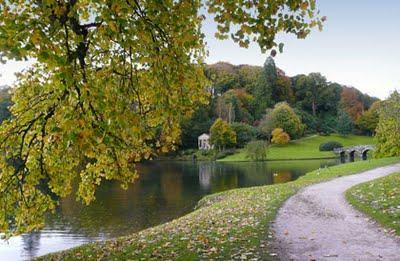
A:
231 122 256 148
0 0 324 235
210 119 237 151
205 63 240 94
340 87 365 121
356 101 380 135
293 73 331 116
375 91 400 158
269 102 304 139
180 105 215 149
252 51 278 119
274 73 295 103
237 65 263 93
216 89 254 124
337 109 354 136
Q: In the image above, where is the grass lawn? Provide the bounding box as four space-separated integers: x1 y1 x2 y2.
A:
219 134 375 162
346 172 400 236
39 157 399 261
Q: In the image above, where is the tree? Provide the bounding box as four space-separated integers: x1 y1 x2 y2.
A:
375 91 400 158
252 52 277 119
216 89 254 124
210 119 236 151
231 122 256 148
0 0 324 235
269 102 304 139
180 105 215 149
340 87 365 121
356 101 380 135
274 73 295 104
245 140 268 161
0 87 12 123
337 109 354 136
271 128 290 145
205 62 240 94
293 73 338 116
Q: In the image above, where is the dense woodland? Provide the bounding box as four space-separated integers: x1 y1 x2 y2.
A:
181 56 380 150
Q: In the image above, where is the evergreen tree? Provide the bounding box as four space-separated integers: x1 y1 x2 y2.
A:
252 51 278 119
337 110 354 136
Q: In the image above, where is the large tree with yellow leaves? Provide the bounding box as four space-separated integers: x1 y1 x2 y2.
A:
0 0 324 236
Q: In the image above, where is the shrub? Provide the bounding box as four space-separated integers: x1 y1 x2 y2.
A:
319 141 343 151
215 149 236 159
271 128 290 145
245 140 268 161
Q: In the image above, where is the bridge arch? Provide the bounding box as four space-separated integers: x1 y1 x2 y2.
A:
339 151 346 163
361 149 370 160
348 150 356 162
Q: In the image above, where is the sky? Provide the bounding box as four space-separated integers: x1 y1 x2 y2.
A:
0 0 399 99
203 0 400 99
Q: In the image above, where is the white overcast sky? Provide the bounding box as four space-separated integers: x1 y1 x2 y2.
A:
1 0 399 99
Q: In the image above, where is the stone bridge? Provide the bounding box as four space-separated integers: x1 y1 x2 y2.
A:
333 145 375 161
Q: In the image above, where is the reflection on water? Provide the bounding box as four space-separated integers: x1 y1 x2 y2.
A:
0 159 339 260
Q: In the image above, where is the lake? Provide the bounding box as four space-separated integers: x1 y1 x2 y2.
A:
0 159 339 260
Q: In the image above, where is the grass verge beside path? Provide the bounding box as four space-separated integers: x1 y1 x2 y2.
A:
220 134 374 162
39 157 399 261
346 172 400 236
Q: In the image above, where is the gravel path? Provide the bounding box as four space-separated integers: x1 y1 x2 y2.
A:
272 164 400 261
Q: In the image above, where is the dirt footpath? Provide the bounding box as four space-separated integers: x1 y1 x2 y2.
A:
272 164 400 261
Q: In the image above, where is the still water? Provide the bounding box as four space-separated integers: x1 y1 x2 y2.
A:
0 159 339 260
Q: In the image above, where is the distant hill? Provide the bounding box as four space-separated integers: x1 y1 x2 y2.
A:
205 61 379 106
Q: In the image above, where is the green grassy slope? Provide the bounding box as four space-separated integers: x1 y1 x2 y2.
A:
40 157 399 261
346 172 400 236
220 134 375 162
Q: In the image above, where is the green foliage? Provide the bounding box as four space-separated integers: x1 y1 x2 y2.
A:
294 108 318 133
216 89 254 124
274 73 295 103
0 0 325 235
180 105 215 149
269 102 304 139
251 55 276 119
357 101 380 135
319 141 343 151
317 114 337 135
245 140 268 161
230 122 256 148
337 110 354 136
205 63 240 94
210 119 237 151
293 73 340 116
0 87 12 123
375 91 400 158
271 128 290 145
